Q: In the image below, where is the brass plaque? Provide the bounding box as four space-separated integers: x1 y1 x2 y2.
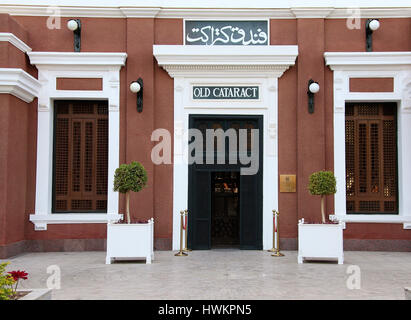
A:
280 175 296 193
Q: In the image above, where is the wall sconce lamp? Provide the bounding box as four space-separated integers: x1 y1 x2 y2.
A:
67 19 81 52
366 19 380 52
130 78 144 113
307 79 320 114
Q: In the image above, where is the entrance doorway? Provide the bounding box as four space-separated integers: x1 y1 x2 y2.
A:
211 171 240 247
188 115 263 250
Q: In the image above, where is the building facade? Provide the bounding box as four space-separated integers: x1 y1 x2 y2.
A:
0 0 410 258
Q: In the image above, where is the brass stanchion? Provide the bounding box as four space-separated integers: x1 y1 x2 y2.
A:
272 209 284 257
267 210 277 252
175 210 188 256
183 209 192 252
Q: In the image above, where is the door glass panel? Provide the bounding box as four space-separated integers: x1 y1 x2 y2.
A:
211 172 240 247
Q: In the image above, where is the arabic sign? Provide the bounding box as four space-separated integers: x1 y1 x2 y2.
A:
193 86 259 100
185 20 268 46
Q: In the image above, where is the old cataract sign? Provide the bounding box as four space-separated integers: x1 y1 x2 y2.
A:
193 86 259 100
185 20 268 46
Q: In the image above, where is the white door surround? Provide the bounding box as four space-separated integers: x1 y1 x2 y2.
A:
325 51 411 229
27 52 127 230
153 45 298 250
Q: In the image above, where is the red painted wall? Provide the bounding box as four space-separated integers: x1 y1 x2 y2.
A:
325 18 411 52
153 19 182 249
0 95 30 246
349 78 394 92
0 15 33 249
1 14 410 254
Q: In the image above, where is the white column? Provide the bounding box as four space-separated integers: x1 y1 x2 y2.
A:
172 78 188 250
34 107 53 217
398 99 411 222
263 77 278 250
107 70 120 215
333 71 347 217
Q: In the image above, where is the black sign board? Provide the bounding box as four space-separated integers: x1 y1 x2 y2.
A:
193 86 259 100
185 20 268 46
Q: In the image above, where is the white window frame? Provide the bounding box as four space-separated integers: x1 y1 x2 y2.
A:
154 45 298 250
325 51 411 229
27 52 127 230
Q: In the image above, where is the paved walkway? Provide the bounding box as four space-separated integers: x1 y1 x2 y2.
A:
1 250 410 299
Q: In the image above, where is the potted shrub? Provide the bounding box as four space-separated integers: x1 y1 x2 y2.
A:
298 170 344 264
106 161 154 264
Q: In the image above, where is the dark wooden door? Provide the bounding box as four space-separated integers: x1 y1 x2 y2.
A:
240 173 262 249
188 115 263 250
189 169 212 249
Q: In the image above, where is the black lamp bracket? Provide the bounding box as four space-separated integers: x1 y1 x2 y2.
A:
73 19 81 52
136 77 143 113
307 79 315 114
365 19 378 52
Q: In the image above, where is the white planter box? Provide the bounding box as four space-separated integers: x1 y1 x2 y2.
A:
106 218 154 264
18 288 52 300
298 221 344 264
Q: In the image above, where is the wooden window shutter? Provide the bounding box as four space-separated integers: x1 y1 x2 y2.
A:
53 100 108 212
345 103 398 214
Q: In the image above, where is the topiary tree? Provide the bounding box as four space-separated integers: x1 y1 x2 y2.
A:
113 161 148 224
308 170 337 223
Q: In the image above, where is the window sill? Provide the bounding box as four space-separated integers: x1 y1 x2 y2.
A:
330 214 411 230
29 213 123 231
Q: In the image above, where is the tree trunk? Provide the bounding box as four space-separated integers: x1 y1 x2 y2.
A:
321 195 326 223
126 192 131 224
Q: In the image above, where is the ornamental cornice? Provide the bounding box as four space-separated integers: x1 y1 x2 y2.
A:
154 45 298 78
0 68 41 103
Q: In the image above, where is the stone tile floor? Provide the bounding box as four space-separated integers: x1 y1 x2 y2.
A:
1 250 410 300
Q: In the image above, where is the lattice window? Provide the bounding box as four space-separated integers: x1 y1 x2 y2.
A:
55 118 69 196
345 103 397 214
53 101 108 212
96 119 108 195
345 120 355 197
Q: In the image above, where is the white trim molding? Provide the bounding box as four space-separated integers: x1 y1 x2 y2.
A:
1 1 410 19
154 45 298 78
29 214 124 231
27 51 127 230
0 68 40 102
154 44 298 250
325 51 411 229
0 32 32 53
291 7 334 19
324 52 411 71
330 214 411 225
28 52 128 67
